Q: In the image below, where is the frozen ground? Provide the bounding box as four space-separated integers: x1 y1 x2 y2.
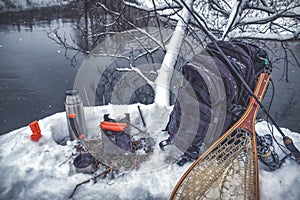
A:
0 104 299 200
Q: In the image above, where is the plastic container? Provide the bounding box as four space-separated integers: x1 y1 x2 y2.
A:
29 120 42 142
65 89 87 141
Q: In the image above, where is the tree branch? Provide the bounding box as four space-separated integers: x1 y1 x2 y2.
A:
122 0 181 12
221 0 247 40
116 66 155 87
239 7 300 25
280 42 290 82
208 0 230 18
97 2 165 50
230 29 300 41
152 0 166 50
178 0 218 41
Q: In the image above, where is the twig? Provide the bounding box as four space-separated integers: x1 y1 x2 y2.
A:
69 167 111 199
280 42 289 82
58 155 72 167
97 2 165 50
287 48 300 69
137 105 146 127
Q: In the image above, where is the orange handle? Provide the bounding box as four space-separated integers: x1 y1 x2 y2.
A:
100 121 127 127
100 123 126 132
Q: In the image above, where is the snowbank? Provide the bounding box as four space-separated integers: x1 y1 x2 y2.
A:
0 0 72 12
0 104 299 199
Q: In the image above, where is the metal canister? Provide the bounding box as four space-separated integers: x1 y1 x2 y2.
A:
73 152 96 174
65 89 87 141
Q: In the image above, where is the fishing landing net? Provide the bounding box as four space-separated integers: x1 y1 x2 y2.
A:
172 128 256 200
170 73 270 200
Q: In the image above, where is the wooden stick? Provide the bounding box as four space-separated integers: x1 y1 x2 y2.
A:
69 167 111 199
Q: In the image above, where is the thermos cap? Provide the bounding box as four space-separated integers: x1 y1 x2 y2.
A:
65 89 78 96
65 89 81 105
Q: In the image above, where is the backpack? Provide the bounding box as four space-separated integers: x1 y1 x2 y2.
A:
159 41 271 165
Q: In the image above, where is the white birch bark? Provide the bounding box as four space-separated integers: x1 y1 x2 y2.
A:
154 0 194 106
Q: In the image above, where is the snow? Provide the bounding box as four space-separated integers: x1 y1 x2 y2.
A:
0 104 300 200
0 0 72 11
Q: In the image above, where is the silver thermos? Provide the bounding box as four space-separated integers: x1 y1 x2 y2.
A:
65 89 87 141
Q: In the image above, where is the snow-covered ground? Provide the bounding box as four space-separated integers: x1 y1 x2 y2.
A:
0 104 299 200
0 0 72 11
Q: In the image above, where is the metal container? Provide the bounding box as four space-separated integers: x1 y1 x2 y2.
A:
65 89 87 141
73 153 96 174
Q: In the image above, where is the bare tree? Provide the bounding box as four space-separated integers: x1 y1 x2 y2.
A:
50 0 300 106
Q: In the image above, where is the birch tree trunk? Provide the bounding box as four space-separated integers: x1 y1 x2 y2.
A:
154 0 194 106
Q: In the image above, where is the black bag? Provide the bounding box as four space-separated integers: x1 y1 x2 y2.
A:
160 41 271 164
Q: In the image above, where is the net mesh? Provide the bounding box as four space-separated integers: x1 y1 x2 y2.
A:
173 128 256 200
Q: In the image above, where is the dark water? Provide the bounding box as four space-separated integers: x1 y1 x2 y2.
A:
0 4 83 134
261 43 300 132
0 2 299 135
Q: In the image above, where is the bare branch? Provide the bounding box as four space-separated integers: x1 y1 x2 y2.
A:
134 33 173 61
97 2 165 50
280 42 290 82
287 48 300 69
208 0 230 18
48 28 89 54
177 0 218 41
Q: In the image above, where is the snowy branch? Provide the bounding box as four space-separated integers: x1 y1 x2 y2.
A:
248 4 300 17
116 67 155 87
221 0 248 40
239 7 300 25
215 0 300 41
230 29 300 41
122 0 181 12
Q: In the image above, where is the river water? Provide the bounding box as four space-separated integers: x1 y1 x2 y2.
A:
0 2 299 135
